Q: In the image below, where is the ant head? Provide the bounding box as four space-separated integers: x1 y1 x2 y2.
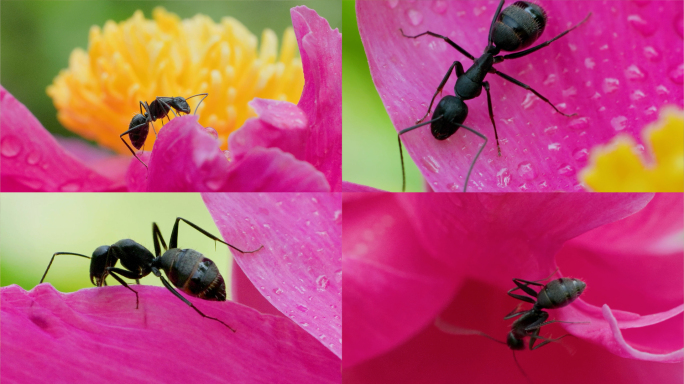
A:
172 97 191 114
507 332 525 350
492 1 547 52
431 96 468 140
89 245 116 286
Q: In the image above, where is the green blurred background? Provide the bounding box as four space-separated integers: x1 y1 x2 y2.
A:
0 194 242 299
0 1 340 138
342 0 421 192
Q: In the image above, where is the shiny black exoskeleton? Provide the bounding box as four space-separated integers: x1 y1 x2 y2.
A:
120 93 208 168
40 217 262 331
397 0 591 192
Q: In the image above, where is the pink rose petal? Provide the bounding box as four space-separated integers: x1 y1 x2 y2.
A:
357 0 683 191
202 193 341 358
2 284 340 383
0 85 122 192
231 259 284 318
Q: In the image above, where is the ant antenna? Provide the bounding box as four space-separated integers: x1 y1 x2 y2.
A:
184 93 209 115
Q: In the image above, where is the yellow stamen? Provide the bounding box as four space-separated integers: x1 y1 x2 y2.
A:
47 7 304 152
579 107 684 192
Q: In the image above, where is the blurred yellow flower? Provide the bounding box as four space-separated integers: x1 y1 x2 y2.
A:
47 7 304 152
579 107 684 192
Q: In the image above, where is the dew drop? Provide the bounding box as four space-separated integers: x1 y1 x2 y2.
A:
496 168 511 187
296 305 308 313
584 58 595 69
602 78 620 94
548 143 561 151
656 85 670 95
421 155 440 173
223 150 233 162
521 92 537 109
316 275 330 292
625 65 646 81
644 106 657 115
1 136 22 158
542 74 557 86
473 6 486 16
557 164 575 176
630 90 646 101
204 177 223 191
544 126 558 135
334 269 342 284
611 116 627 131
447 182 460 191
204 126 218 139
300 322 309 327
568 117 589 130
627 14 657 36
573 148 589 162
669 64 683 84
26 150 41 165
273 287 284 295
59 181 81 192
387 0 399 9
333 210 342 223
432 0 448 14
643 46 661 62
517 162 537 180
406 9 423 26
562 87 577 97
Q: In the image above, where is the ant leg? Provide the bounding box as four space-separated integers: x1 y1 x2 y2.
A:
487 0 505 46
105 268 141 309
158 275 236 332
170 217 264 253
503 303 528 320
119 130 148 169
156 97 177 119
507 279 544 303
185 93 209 115
398 116 446 192
499 13 592 61
482 81 501 156
492 69 576 117
525 319 590 332
529 328 571 350
454 123 487 193
152 222 168 257
40 252 91 284
415 61 461 123
400 29 475 60
139 101 159 135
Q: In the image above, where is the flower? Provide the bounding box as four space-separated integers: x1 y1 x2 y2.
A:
1 193 342 382
342 193 682 382
1 6 341 192
355 0 683 192
579 107 684 192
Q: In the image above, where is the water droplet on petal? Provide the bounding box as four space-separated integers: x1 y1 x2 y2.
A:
669 64 684 84
26 150 41 165
273 288 283 295
544 126 558 135
543 74 557 86
335 269 342 283
584 58 595 69
625 65 646 81
548 143 561 151
517 162 537 180
223 150 233 162
406 9 423 26
656 85 670 95
59 181 81 192
521 92 537 109
568 117 589 130
316 275 330 292
602 78 620 94
644 106 657 115
1 136 22 158
562 86 577 97
432 0 448 14
557 164 575 176
296 305 308 313
630 90 646 101
573 148 589 162
204 178 222 191
496 168 511 187
627 14 657 36
421 155 440 173
387 0 399 9
447 182 460 191
611 116 627 131
204 126 218 139
643 46 661 61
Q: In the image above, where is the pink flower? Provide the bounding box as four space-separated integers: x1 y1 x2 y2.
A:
2 193 341 382
357 0 683 192
1 6 340 192
343 193 682 383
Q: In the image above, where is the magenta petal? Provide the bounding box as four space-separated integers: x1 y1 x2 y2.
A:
202 193 342 357
0 86 122 192
358 1 684 191
343 194 459 367
231 259 284 318
292 6 342 191
341 181 386 192
2 284 340 383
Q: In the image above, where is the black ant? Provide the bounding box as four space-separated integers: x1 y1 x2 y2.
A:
120 94 208 168
40 216 262 332
397 0 591 192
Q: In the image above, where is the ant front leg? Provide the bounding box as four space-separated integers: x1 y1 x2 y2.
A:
416 61 462 124
120 127 149 169
169 217 264 253
105 267 143 309
529 328 570 350
400 29 475 61
525 319 590 332
492 69 576 117
482 81 501 156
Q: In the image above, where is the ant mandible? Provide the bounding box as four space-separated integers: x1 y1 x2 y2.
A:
121 93 209 168
397 1 591 192
40 216 262 332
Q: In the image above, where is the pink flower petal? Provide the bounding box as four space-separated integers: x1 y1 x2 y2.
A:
344 279 683 384
343 194 459 367
2 284 340 383
342 181 386 192
358 0 683 191
231 259 284 318
0 85 122 192
202 193 342 358
127 116 329 192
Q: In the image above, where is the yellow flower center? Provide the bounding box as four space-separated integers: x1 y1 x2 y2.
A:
579 107 684 192
47 7 304 152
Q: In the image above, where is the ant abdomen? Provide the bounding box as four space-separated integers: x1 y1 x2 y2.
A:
493 1 547 51
127 114 149 150
536 277 586 309
159 249 227 301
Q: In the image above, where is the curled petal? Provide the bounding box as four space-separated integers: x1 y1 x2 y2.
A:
0 85 122 192
231 259 284 318
342 181 386 192
202 193 342 357
2 284 340 383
